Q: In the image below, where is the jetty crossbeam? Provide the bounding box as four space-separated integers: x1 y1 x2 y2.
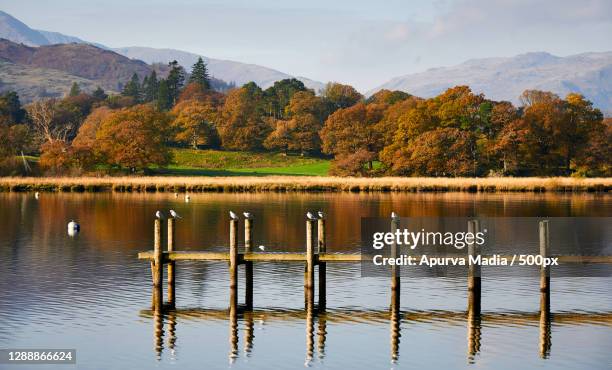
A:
137 250 364 263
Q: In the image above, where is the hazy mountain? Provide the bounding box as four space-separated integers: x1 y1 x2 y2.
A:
0 10 49 46
370 52 612 113
0 10 325 92
113 46 325 91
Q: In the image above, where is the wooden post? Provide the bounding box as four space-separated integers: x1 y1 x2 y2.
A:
167 217 176 308
152 219 163 310
229 219 238 292
539 220 550 293
305 219 315 290
245 216 253 310
317 216 326 310
467 220 481 316
390 214 400 294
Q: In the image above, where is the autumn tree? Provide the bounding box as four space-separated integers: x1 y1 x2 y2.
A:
320 102 385 172
263 78 308 119
264 91 326 154
96 104 172 170
218 83 270 150
322 82 362 110
171 99 219 148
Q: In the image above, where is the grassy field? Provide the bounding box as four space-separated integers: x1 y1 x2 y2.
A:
160 149 331 176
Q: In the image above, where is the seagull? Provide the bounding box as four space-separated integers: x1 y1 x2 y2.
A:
243 212 252 219
317 211 325 219
34 192 40 199
155 210 164 219
258 245 265 251
306 211 316 220
169 209 181 219
67 220 80 236
391 211 398 219
229 211 238 220
184 194 190 202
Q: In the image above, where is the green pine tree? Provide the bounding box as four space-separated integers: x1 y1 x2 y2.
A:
166 60 185 105
157 79 172 111
143 71 159 102
92 86 107 100
69 82 81 97
189 57 210 90
122 73 141 102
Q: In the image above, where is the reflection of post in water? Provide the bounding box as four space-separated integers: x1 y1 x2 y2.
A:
539 220 551 358
317 313 327 359
244 311 254 356
153 287 164 360
467 220 482 363
305 285 315 367
390 214 400 294
167 309 177 358
229 286 238 364
390 282 401 363
539 291 551 358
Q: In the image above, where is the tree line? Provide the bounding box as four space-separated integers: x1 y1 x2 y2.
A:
0 57 609 177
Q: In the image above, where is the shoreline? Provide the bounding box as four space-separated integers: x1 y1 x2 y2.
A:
0 176 610 193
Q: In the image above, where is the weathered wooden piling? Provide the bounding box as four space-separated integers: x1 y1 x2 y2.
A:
244 216 253 309
317 216 326 310
539 220 550 292
390 214 400 293
167 217 176 307
152 219 163 310
305 219 315 290
229 219 238 292
467 219 481 316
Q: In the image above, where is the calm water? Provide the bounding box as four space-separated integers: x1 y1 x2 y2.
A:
0 192 611 370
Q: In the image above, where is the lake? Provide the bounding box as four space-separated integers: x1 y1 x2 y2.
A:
0 192 610 369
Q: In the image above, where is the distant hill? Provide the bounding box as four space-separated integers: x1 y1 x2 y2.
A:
0 38 151 91
0 10 325 93
370 52 612 114
0 60 106 102
112 46 325 91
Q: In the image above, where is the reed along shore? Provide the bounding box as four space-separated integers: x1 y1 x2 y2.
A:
0 176 610 193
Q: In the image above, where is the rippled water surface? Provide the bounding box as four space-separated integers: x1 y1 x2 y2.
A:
0 192 610 369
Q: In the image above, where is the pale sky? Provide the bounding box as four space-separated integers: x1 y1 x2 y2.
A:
3 0 612 91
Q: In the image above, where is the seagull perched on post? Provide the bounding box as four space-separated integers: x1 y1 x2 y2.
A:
243 212 252 219
306 211 316 220
155 210 164 219
229 211 238 220
169 210 181 219
317 211 325 219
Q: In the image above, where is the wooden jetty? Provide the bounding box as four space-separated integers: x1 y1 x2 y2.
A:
138 216 612 362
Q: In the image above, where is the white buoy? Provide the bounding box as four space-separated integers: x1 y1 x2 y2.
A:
34 192 40 199
67 220 80 236
174 192 179 198
185 194 190 203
